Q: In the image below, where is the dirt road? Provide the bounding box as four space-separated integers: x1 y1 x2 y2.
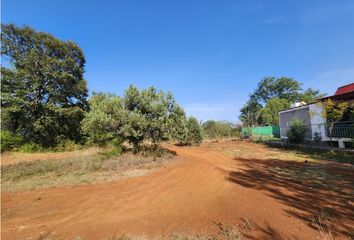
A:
2 143 353 239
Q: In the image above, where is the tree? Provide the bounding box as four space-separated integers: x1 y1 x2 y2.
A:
300 88 325 103
239 99 262 127
261 98 289 126
322 99 349 147
169 105 189 144
123 85 185 152
240 77 323 127
1 24 88 147
252 77 301 104
82 93 126 147
186 117 203 144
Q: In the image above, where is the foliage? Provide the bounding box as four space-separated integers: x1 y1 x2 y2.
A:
239 98 262 127
202 120 241 139
123 85 184 152
186 117 203 144
18 143 43 153
251 77 302 104
301 88 325 103
99 136 125 158
82 85 186 152
260 98 289 125
240 77 323 126
287 119 308 143
1 24 88 147
322 99 349 126
0 130 24 152
322 99 349 146
82 93 126 147
169 105 189 144
54 139 82 152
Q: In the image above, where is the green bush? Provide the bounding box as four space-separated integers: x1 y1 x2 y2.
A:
100 137 125 159
112 136 124 155
0 131 24 152
202 120 240 139
287 119 308 144
55 139 81 152
186 117 203 144
18 143 43 153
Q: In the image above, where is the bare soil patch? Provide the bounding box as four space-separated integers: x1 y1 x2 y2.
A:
2 140 353 240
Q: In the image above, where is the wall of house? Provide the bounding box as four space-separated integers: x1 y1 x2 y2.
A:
309 103 327 139
279 105 312 139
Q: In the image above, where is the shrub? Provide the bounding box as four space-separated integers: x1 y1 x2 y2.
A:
0 131 24 152
100 136 125 159
55 139 81 152
202 120 240 139
186 117 203 144
18 143 43 153
287 119 308 143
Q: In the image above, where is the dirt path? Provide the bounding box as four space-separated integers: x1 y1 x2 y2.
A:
2 144 352 239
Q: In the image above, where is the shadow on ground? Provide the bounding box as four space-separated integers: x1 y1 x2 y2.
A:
228 157 354 239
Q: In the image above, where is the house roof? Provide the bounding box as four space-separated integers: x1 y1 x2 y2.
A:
319 82 354 101
334 83 354 95
279 82 354 113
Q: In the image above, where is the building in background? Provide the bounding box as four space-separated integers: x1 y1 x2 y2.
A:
279 83 354 148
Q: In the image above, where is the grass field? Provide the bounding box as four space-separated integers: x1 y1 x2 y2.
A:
2 146 174 192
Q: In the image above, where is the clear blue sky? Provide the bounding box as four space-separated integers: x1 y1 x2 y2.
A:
3 0 354 122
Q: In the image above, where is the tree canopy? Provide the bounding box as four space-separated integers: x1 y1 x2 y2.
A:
82 85 196 151
239 77 323 127
1 24 88 146
261 98 290 126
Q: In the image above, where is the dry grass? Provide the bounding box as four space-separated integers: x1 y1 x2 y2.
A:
2 148 174 192
1 147 101 166
204 140 354 164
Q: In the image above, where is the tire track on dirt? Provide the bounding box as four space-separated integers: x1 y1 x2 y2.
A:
2 144 322 240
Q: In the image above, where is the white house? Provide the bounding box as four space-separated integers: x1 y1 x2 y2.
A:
279 83 354 148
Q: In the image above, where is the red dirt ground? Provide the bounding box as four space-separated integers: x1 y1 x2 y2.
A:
2 142 353 240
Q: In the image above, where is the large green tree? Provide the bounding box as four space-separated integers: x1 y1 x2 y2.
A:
240 77 323 126
1 24 88 146
261 98 290 125
239 99 262 127
251 77 302 104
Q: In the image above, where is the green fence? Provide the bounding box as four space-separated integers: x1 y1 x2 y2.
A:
242 126 280 138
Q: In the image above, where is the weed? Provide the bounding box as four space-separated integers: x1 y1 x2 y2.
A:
311 208 334 240
2 148 174 191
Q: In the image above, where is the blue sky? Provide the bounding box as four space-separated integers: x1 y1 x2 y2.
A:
3 0 354 122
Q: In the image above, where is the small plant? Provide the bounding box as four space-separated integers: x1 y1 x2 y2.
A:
0 131 24 152
55 139 81 152
18 142 43 153
311 208 334 240
287 119 308 144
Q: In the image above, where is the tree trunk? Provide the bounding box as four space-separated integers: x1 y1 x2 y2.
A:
329 123 334 149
